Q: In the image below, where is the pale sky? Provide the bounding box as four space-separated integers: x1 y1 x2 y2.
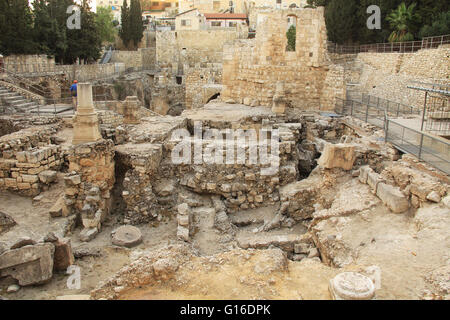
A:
28 1 97 12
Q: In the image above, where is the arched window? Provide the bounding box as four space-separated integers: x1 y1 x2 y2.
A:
286 15 297 52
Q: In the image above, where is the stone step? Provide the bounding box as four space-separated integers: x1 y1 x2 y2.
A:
0 92 17 97
7 98 27 104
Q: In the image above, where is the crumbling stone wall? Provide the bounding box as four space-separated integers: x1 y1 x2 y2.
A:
221 8 345 111
110 48 156 70
0 124 63 196
185 65 222 109
64 140 115 238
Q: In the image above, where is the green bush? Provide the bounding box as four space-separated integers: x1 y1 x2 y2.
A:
286 25 296 51
419 11 450 39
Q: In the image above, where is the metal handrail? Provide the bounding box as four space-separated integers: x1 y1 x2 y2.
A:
0 66 49 97
328 34 450 54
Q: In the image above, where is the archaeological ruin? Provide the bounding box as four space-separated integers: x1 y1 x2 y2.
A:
0 5 449 303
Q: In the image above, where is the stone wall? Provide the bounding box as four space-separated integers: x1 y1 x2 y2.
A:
221 8 345 111
3 55 56 73
331 46 450 109
184 64 222 109
110 48 156 70
156 29 246 74
0 124 63 196
64 139 115 240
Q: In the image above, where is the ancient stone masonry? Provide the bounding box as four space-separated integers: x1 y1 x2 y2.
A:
72 83 102 145
330 46 450 109
64 140 115 241
0 123 63 196
221 8 345 111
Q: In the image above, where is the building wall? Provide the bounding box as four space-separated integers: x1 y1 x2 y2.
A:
175 9 206 30
221 8 344 111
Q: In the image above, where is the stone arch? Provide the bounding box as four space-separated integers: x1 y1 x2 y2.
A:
206 93 220 104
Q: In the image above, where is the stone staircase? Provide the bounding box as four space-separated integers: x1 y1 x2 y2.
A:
0 85 40 113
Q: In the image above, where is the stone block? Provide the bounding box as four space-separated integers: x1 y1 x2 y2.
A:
53 238 74 271
329 272 375 300
38 170 57 184
0 243 55 286
317 144 356 171
367 171 382 194
376 183 409 213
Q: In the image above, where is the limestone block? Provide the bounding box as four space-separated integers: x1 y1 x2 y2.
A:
38 170 57 184
359 166 372 184
317 144 356 171
53 238 74 271
80 227 98 242
367 171 382 194
0 243 55 286
376 183 409 213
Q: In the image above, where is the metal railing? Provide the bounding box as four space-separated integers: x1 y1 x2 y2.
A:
328 34 450 54
361 93 421 116
385 119 450 174
335 97 450 174
0 66 49 98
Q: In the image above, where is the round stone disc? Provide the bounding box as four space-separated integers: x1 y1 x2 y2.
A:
330 272 375 300
111 225 142 248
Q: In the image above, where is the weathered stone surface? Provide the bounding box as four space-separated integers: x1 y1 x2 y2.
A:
177 226 190 242
443 195 450 209
38 170 57 184
329 272 375 300
80 227 98 242
359 166 372 184
0 211 16 234
0 243 55 286
376 183 409 213
367 171 382 194
49 196 65 218
7 284 20 293
426 191 441 203
53 238 74 271
10 237 36 249
317 144 356 171
111 226 142 248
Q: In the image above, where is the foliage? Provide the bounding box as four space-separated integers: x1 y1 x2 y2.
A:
286 25 296 51
386 2 420 42
418 11 450 38
95 6 118 44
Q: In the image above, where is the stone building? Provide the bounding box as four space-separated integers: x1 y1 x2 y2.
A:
221 7 345 111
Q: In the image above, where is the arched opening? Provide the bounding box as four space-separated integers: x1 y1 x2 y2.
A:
286 15 297 52
206 93 220 104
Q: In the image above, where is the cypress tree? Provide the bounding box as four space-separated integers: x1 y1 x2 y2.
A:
119 0 131 49
129 0 144 50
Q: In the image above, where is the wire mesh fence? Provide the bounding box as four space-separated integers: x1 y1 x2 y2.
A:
335 97 450 174
328 34 450 54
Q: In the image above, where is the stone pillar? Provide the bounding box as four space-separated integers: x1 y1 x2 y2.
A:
72 83 102 145
272 81 287 114
122 96 141 124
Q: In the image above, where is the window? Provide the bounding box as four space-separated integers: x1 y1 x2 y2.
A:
211 21 222 27
181 19 191 26
152 2 159 6
276 0 281 3
229 22 237 27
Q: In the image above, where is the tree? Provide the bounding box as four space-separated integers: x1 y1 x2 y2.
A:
0 0 37 55
419 11 450 38
119 0 131 49
129 0 144 49
325 0 358 44
95 6 118 44
33 0 67 58
64 0 102 64
286 25 296 51
386 2 420 42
